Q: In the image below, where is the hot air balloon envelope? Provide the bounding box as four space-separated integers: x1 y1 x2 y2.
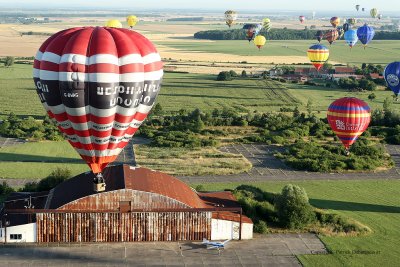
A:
330 17 340 28
254 35 266 50
344 29 358 48
357 24 375 47
243 23 262 41
106 19 122 28
327 97 371 150
225 10 238 27
384 62 400 97
33 27 163 184
126 15 138 28
307 44 329 71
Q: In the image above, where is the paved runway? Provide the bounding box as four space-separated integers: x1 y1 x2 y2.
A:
0 233 326 266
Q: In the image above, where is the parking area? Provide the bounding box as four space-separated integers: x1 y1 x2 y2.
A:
0 137 25 148
0 233 326 266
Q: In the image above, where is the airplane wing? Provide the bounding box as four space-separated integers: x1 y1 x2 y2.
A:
222 239 231 245
207 246 219 250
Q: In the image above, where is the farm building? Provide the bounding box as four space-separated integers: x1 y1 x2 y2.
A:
0 165 252 243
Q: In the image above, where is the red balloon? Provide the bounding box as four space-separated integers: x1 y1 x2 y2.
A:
33 27 163 174
327 97 371 149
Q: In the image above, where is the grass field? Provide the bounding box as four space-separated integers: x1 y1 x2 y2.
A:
158 40 400 65
0 141 88 179
194 179 400 267
2 64 398 118
135 145 252 176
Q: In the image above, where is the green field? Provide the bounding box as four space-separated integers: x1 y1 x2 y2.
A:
2 64 398 119
195 180 400 267
158 40 400 65
0 141 88 179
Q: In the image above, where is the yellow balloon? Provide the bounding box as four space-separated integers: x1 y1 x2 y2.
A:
307 44 329 71
254 35 266 50
106 19 122 28
126 15 138 28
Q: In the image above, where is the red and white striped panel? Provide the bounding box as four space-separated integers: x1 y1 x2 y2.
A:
33 27 163 173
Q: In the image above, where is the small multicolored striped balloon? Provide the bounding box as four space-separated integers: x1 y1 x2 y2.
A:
307 44 329 71
330 17 340 28
33 27 163 175
324 29 339 45
327 97 371 150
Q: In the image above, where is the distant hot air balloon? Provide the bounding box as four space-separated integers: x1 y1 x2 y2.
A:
347 18 357 26
343 23 350 32
327 97 371 152
344 29 358 48
362 8 365 12
324 29 339 45
370 8 378 18
33 27 163 191
378 14 383 20
315 30 324 43
225 10 238 28
312 11 316 20
242 23 262 42
126 15 138 28
299 16 305 23
356 5 360 11
262 18 272 32
330 17 340 28
307 44 329 71
106 19 122 28
254 35 266 50
384 62 400 99
337 27 344 39
357 24 375 48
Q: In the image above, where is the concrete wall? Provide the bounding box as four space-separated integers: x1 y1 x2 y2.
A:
0 223 36 243
211 219 253 240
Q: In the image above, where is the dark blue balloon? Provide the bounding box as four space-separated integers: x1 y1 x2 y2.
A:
384 62 400 96
357 24 375 46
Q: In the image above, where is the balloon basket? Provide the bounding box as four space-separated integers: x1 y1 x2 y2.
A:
93 173 106 192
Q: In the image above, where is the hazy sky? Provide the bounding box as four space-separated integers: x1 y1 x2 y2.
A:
1 0 398 12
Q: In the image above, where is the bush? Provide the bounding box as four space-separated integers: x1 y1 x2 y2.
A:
275 184 316 229
254 220 268 234
217 71 232 81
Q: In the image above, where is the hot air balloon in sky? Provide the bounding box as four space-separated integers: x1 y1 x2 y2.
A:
126 15 138 28
347 18 357 26
33 27 163 191
356 5 360 11
106 19 122 28
330 17 340 28
225 10 238 28
343 23 350 32
378 14 382 20
312 11 316 20
357 24 375 48
307 44 329 71
370 8 378 18
262 18 272 32
315 30 324 43
324 29 339 45
243 23 262 42
327 97 371 152
337 27 344 39
362 7 365 12
254 35 266 50
344 29 358 48
384 62 400 98
299 16 305 23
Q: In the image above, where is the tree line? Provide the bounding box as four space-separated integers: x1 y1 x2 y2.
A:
194 28 400 40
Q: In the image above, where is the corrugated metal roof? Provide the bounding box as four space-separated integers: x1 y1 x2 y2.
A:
48 164 206 209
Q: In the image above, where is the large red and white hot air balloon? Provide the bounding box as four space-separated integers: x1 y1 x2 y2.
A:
33 27 163 191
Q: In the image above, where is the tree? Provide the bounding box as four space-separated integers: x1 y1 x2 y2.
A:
368 93 376 101
306 99 313 117
4 56 14 67
217 71 232 81
383 96 393 112
293 106 300 118
36 167 72 192
152 103 163 116
241 70 247 78
275 184 316 229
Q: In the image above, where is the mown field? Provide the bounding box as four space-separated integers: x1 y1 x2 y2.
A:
195 179 400 267
158 40 400 65
0 141 87 179
2 64 398 119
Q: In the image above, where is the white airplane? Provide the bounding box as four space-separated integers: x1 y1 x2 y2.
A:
202 238 231 250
